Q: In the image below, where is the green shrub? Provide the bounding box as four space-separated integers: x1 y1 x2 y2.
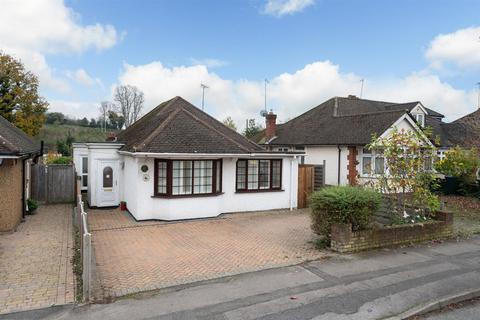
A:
47 156 72 164
310 186 381 238
26 199 38 214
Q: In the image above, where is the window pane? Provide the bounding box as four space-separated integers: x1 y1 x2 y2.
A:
362 157 372 175
82 157 88 174
271 160 282 188
172 161 192 195
259 160 270 189
82 175 88 187
236 160 246 190
103 166 113 188
193 160 213 194
215 160 221 192
374 157 385 174
247 160 259 190
157 161 167 194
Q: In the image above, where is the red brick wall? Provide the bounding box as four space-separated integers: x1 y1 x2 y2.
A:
265 113 277 141
331 211 453 253
346 146 358 185
0 159 23 232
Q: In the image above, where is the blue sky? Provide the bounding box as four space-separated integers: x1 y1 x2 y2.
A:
2 0 480 128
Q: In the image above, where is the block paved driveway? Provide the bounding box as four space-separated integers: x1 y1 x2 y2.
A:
0 204 74 315
88 208 325 299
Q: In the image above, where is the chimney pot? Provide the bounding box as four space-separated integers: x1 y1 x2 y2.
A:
265 112 277 142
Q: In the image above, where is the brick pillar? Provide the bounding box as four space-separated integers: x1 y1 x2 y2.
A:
346 146 358 185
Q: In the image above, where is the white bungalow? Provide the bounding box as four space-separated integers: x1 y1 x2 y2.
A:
73 96 300 221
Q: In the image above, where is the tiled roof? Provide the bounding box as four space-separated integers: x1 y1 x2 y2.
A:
253 96 448 146
0 115 40 156
116 96 265 154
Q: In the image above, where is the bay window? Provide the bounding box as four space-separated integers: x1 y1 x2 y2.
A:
236 159 282 191
154 159 222 197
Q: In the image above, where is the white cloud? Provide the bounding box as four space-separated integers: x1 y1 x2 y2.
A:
426 26 480 69
49 100 100 120
116 60 477 131
189 58 229 68
263 0 315 17
0 0 120 91
66 69 102 87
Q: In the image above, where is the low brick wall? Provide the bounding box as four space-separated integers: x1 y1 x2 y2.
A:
330 211 453 253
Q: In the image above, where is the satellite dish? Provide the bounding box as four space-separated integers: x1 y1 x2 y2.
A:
260 110 268 117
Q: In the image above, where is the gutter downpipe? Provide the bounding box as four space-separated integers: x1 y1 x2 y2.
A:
21 157 26 219
289 155 296 211
337 145 341 185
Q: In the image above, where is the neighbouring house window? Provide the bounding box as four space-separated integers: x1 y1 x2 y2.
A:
81 157 88 187
374 150 385 175
277 147 289 152
103 166 113 188
362 148 385 175
415 114 425 127
154 159 222 196
362 149 372 175
236 159 282 191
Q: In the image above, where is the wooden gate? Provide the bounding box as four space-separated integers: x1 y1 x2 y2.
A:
297 165 314 208
31 164 75 203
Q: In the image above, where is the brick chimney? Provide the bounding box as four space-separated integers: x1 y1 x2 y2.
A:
265 112 277 141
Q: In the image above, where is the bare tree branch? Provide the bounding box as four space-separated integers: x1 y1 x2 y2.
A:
113 85 144 127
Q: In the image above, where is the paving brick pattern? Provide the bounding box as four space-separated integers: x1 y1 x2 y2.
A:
0 204 75 315
89 208 324 299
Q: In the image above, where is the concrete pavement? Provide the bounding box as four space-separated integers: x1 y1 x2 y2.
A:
420 299 480 319
2 236 480 320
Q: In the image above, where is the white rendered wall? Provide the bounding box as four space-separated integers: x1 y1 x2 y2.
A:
304 146 349 185
122 156 299 221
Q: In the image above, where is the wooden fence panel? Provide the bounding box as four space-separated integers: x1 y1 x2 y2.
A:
297 165 314 209
31 164 75 204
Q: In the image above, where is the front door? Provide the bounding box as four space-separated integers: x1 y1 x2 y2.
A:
98 160 119 207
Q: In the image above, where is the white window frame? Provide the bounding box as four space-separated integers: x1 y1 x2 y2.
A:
80 156 88 190
361 148 385 177
415 113 425 127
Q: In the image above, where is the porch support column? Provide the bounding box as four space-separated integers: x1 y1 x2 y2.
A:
346 146 358 186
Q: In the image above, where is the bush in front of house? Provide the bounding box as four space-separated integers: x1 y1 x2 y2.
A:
47 156 72 165
310 186 381 239
26 199 38 214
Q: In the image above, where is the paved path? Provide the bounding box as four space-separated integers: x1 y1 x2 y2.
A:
0 205 74 315
421 299 480 319
5 236 480 320
88 208 325 299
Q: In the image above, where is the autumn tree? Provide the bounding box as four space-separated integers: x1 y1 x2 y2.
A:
0 52 48 135
113 85 144 127
222 116 237 131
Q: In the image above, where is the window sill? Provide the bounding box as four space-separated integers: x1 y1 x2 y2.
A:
235 189 284 194
151 192 224 199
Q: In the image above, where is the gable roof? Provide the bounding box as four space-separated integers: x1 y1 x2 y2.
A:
116 96 265 154
253 96 447 147
0 115 41 156
444 109 480 149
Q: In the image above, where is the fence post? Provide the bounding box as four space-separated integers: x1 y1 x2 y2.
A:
82 229 91 302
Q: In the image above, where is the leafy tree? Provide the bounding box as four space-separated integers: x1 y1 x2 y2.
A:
78 117 89 127
45 112 65 125
89 118 97 127
56 132 75 156
222 116 237 131
243 119 263 139
108 110 125 130
0 52 48 135
366 127 440 219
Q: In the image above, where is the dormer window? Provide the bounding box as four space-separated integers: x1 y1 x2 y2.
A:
415 114 425 127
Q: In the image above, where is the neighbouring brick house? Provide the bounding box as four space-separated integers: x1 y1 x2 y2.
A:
253 95 480 186
0 115 41 231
